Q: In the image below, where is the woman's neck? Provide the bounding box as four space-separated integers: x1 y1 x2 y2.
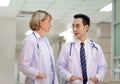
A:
35 29 44 37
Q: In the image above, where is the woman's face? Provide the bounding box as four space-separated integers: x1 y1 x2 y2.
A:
40 15 51 32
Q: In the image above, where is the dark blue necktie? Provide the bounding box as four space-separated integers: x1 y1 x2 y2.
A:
80 42 88 84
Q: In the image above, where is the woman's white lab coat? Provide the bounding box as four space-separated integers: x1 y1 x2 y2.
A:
19 32 59 84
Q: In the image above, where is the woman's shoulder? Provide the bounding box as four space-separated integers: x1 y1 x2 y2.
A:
23 34 36 43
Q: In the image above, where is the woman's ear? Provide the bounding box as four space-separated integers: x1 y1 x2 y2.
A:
39 20 43 27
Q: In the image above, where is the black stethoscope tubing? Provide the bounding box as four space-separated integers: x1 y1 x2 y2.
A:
33 32 39 49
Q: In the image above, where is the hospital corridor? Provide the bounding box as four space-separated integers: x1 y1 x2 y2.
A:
0 0 120 84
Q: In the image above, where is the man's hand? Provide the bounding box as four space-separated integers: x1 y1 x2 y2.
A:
89 77 98 84
36 73 46 79
70 75 83 82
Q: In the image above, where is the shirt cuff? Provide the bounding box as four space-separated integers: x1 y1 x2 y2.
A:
32 70 39 80
96 75 100 82
67 73 73 81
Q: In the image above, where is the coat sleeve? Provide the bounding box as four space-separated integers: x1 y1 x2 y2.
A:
19 39 39 80
96 45 107 83
56 44 73 81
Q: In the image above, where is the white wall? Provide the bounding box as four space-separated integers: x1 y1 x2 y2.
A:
0 17 16 84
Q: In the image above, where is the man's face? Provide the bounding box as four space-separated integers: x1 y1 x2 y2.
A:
72 18 88 39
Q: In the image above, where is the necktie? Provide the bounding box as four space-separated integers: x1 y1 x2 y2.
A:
80 42 88 84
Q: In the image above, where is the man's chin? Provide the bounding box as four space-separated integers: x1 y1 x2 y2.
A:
75 35 82 39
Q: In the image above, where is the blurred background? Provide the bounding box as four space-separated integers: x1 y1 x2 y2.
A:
0 0 120 84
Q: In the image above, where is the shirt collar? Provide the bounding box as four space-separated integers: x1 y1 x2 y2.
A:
76 38 89 44
76 38 89 46
33 31 46 39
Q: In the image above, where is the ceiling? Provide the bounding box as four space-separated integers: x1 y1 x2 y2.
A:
0 0 112 50
0 0 112 23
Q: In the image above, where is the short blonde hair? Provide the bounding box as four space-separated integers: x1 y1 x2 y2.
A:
29 10 52 30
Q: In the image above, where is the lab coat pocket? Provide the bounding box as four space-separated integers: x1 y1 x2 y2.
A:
71 80 82 84
25 77 34 84
35 79 46 84
86 80 95 84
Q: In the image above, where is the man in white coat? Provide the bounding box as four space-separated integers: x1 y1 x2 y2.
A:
56 14 107 84
19 10 59 84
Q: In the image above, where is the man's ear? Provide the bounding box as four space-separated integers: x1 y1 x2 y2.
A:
85 25 89 32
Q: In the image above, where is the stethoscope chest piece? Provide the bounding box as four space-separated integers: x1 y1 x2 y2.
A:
68 56 72 61
37 49 41 55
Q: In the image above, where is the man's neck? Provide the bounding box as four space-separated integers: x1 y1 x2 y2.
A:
78 35 87 41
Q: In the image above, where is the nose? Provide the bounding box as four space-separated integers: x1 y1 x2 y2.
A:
73 27 77 32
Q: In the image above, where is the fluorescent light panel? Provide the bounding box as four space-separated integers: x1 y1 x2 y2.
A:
59 27 73 42
0 0 11 6
100 3 112 12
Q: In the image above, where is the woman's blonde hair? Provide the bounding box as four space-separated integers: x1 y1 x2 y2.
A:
29 10 52 30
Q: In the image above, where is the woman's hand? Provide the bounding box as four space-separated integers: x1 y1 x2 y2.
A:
36 73 46 79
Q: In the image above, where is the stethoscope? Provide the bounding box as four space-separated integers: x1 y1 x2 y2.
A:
33 32 55 83
33 32 42 55
69 40 98 56
69 43 73 56
33 32 40 49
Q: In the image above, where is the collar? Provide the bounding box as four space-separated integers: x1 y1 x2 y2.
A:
33 31 47 40
76 38 89 46
71 38 98 51
70 38 89 47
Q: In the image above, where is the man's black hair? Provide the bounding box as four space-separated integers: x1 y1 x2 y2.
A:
74 14 90 26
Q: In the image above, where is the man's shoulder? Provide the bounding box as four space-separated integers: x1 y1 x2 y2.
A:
89 39 100 46
64 39 76 46
89 39 102 51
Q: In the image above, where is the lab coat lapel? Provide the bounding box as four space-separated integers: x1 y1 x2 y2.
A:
86 40 93 78
72 39 79 57
86 39 98 78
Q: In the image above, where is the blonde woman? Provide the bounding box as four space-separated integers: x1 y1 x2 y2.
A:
19 10 59 84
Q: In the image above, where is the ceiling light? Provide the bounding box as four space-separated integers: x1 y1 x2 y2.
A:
0 0 11 6
100 3 112 12
59 27 72 36
59 27 73 42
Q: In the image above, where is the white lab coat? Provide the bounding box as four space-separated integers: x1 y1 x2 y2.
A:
19 32 59 84
56 39 107 84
